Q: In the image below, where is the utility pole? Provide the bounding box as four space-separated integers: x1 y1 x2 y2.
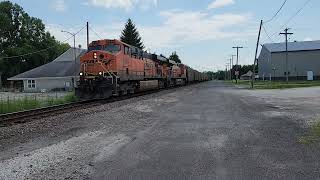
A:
232 46 243 83
229 58 232 80
226 63 231 80
231 55 236 80
225 65 228 81
231 55 236 69
86 22 89 50
251 20 263 88
280 28 293 83
61 30 77 89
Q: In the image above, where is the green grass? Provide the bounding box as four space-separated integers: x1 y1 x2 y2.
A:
0 92 78 114
299 122 320 144
226 80 320 89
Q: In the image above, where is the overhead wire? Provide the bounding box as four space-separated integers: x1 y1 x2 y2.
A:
262 24 274 43
280 0 312 29
264 0 288 24
0 25 87 59
89 26 103 39
268 0 312 39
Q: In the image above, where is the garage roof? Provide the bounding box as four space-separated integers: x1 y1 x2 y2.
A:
264 40 320 53
8 48 86 80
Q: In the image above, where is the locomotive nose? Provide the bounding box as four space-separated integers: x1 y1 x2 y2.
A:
90 51 115 61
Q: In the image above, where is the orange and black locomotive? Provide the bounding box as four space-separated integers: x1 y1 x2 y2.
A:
76 39 207 99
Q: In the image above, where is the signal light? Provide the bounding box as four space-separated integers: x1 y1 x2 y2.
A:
93 52 97 59
99 72 103 75
79 72 83 76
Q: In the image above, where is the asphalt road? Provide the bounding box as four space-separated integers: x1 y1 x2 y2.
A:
1 81 320 179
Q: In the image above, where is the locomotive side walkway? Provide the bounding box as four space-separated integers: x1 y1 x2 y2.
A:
1 81 320 179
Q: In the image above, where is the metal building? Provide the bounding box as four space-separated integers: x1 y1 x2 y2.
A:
8 48 86 92
258 40 320 80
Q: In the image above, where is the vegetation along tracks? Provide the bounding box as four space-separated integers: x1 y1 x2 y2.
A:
0 86 185 127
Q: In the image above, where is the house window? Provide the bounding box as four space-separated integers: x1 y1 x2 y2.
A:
65 82 71 88
27 80 36 88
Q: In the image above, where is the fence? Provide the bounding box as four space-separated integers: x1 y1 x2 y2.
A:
0 92 77 114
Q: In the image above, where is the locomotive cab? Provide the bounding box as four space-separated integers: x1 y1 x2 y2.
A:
76 40 121 99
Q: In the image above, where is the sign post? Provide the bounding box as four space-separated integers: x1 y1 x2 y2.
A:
235 71 239 82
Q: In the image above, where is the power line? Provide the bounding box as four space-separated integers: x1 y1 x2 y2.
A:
280 0 312 29
0 25 86 59
89 26 103 39
264 0 288 23
262 24 274 43
269 0 312 39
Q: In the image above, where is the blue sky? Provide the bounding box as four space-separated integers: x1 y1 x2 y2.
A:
7 0 320 71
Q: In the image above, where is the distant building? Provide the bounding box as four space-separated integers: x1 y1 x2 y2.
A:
258 40 320 80
240 70 253 80
8 48 86 92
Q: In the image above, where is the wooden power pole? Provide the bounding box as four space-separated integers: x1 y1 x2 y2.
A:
87 22 89 50
280 28 293 83
251 20 263 88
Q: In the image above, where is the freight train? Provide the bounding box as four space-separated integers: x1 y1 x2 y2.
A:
76 39 208 99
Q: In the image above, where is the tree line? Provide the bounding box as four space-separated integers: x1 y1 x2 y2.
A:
0 1 70 85
212 64 256 80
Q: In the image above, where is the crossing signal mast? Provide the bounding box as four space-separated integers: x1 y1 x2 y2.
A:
232 46 243 83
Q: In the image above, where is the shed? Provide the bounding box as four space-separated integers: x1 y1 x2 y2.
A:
8 48 86 92
240 71 253 80
258 40 320 80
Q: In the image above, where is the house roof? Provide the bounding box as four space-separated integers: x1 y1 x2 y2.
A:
264 40 320 53
241 71 253 77
8 48 86 80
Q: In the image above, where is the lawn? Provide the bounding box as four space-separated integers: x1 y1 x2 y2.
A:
0 92 78 115
227 80 320 89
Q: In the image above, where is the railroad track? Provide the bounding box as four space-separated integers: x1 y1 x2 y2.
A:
0 87 179 127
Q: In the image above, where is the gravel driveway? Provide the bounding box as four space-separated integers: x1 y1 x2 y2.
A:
0 81 319 179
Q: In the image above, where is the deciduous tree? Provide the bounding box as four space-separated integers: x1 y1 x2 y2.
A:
0 1 70 84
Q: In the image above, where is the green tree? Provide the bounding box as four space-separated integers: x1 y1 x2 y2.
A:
0 1 70 84
120 18 144 49
169 51 181 63
213 71 226 80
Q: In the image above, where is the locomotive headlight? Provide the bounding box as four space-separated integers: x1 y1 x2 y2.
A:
79 72 83 76
93 52 97 59
99 71 103 75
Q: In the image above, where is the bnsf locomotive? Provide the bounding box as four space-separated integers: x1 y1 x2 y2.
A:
76 39 208 99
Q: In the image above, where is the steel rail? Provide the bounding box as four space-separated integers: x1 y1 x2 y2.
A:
0 85 189 127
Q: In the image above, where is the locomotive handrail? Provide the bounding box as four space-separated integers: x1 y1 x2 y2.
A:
97 60 118 85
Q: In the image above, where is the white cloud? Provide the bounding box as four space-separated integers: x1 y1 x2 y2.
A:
303 37 313 41
53 0 67 12
208 0 234 9
85 0 157 11
139 10 253 50
46 9 254 53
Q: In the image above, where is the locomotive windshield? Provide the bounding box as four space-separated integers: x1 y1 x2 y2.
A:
88 44 121 54
104 44 121 54
88 45 103 51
